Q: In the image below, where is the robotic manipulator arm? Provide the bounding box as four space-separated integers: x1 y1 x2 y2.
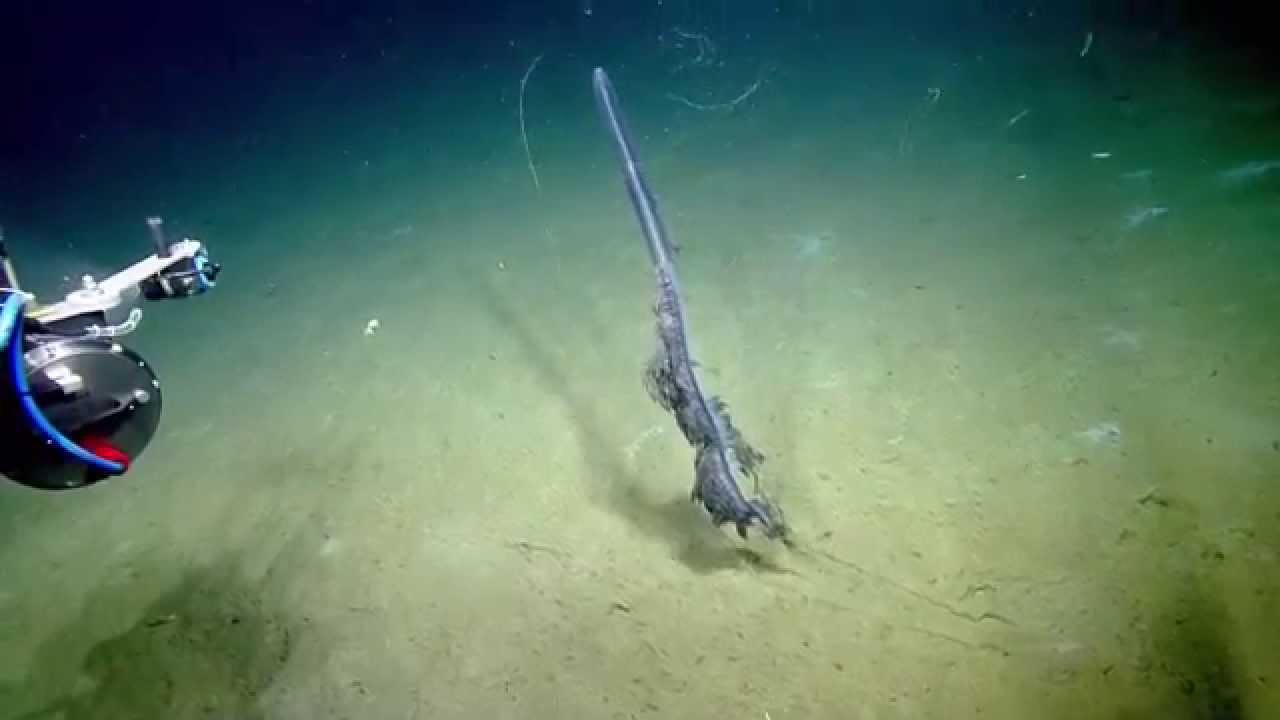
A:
0 217 221 490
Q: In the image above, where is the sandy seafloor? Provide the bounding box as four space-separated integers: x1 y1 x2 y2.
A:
1 25 1278 720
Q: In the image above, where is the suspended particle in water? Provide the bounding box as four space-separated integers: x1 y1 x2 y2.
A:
581 0 593 16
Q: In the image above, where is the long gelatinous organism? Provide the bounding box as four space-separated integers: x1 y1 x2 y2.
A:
593 67 782 539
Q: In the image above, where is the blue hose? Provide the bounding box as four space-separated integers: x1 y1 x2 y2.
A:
2 291 126 475
0 290 20 353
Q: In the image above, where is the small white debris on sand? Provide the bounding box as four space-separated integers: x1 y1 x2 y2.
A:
1216 159 1280 186
1079 31 1094 58
1078 421 1122 447
623 425 664 463
1101 326 1141 350
1126 206 1168 229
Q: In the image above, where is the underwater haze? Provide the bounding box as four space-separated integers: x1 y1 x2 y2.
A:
2 0 1278 717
